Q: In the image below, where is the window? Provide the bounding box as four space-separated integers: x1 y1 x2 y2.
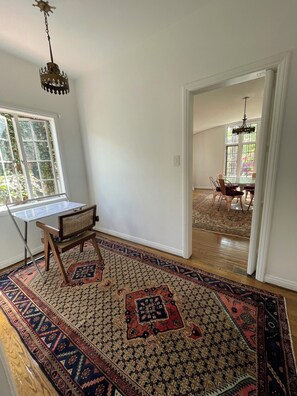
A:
0 109 64 206
225 121 259 178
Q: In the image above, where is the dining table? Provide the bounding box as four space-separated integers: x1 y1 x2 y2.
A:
225 176 256 191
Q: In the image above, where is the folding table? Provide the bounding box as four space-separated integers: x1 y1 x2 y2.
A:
6 193 85 280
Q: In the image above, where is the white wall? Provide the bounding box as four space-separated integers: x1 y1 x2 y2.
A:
76 0 297 288
0 50 89 267
193 126 225 189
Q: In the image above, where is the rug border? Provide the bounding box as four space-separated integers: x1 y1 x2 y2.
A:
0 278 146 396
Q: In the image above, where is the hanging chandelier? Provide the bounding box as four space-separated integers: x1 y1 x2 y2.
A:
232 96 255 134
33 0 69 95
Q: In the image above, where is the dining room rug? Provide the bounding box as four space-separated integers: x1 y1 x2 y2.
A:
193 192 252 238
0 237 296 395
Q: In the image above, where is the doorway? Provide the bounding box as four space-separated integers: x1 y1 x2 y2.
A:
181 53 290 281
192 77 265 274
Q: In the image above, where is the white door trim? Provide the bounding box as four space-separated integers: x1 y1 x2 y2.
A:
182 52 290 283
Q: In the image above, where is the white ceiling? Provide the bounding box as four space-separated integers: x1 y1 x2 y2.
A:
193 77 265 133
0 0 210 78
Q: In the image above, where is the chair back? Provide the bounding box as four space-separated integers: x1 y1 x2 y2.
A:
209 176 218 190
59 205 97 240
218 179 227 195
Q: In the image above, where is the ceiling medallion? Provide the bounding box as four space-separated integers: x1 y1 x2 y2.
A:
33 0 69 95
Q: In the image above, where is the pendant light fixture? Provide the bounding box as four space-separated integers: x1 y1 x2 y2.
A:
33 0 69 95
232 96 255 134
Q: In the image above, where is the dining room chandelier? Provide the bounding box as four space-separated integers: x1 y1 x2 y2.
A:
232 96 255 134
33 0 69 95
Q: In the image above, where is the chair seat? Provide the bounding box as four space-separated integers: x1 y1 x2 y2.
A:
226 189 244 197
57 230 96 253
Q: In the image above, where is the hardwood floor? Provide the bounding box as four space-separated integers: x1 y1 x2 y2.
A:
0 228 296 395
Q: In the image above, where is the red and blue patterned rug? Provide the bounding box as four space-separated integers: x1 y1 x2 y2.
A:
0 237 296 395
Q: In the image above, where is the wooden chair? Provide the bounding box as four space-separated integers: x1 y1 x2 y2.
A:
209 176 222 205
36 205 103 284
218 179 244 212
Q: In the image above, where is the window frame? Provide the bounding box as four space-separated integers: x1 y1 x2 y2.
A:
0 105 66 211
224 118 260 178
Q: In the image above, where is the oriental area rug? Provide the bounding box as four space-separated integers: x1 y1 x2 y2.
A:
0 238 296 395
193 192 252 238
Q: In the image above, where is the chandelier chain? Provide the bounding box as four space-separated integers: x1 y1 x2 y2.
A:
43 12 54 63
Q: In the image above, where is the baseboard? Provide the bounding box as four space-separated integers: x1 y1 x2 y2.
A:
194 186 212 190
0 245 44 270
264 274 297 292
95 226 183 257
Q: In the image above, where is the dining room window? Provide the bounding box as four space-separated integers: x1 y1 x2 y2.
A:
0 109 65 206
225 121 258 178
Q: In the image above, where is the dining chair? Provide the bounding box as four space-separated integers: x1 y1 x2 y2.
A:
36 205 103 284
209 176 222 205
218 179 244 212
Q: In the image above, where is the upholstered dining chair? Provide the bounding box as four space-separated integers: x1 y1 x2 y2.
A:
218 179 244 212
209 176 222 205
36 205 103 284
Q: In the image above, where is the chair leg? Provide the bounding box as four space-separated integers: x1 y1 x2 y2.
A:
248 195 254 211
48 236 69 284
44 235 50 271
239 196 243 212
91 237 103 262
212 192 216 205
218 196 223 211
80 242 84 253
226 197 232 212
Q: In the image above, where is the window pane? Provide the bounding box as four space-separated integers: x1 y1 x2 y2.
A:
23 142 36 161
225 145 238 177
32 121 47 140
240 143 256 177
0 118 8 139
226 127 239 144
28 162 41 180
0 140 13 161
40 161 54 179
43 180 55 195
36 142 51 160
32 181 43 197
243 126 257 143
18 121 33 140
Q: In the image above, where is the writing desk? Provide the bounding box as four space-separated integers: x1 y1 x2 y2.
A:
6 194 85 280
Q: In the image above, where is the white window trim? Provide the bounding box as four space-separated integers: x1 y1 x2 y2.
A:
0 105 67 215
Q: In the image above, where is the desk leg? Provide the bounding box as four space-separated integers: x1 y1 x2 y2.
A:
8 215 44 281
24 222 28 266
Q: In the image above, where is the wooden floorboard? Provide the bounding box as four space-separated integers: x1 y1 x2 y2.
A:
0 228 296 395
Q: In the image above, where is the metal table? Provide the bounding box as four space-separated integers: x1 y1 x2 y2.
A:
6 193 85 280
